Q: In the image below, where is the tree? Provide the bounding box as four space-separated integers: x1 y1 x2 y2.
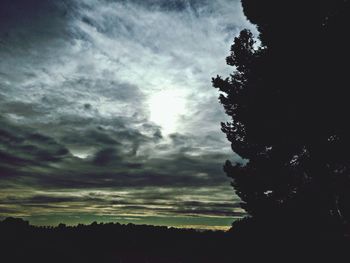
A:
213 0 350 234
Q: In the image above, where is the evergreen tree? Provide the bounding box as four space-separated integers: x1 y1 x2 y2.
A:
213 0 350 234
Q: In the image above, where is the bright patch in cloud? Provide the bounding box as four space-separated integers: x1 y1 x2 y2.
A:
70 150 91 159
149 89 187 134
0 0 255 229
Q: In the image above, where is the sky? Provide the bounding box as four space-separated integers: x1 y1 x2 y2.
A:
0 0 256 230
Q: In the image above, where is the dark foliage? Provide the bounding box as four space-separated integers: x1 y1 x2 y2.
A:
213 0 350 239
1 218 349 262
0 217 233 263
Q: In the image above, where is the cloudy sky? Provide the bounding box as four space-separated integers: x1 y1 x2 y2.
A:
0 0 255 230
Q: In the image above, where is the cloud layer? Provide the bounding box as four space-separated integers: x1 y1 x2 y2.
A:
0 0 255 229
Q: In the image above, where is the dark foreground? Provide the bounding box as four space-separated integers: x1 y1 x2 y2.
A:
1 217 349 263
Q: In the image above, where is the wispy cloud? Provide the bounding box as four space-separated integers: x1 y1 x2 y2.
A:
0 0 255 228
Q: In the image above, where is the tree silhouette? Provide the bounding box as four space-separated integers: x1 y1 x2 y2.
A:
213 0 350 235
0 217 237 263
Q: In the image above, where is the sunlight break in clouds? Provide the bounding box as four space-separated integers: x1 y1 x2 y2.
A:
149 89 187 134
0 0 255 229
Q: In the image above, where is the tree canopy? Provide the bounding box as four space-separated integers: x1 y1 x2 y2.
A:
213 0 350 234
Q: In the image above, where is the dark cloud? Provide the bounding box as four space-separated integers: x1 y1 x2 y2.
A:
93 147 121 165
113 0 229 13
0 0 72 49
0 118 70 166
0 118 229 188
0 187 243 222
85 130 120 145
0 0 251 228
0 0 55 26
1 195 77 205
0 101 43 118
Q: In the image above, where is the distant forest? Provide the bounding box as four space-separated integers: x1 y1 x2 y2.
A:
1 217 349 262
0 217 233 263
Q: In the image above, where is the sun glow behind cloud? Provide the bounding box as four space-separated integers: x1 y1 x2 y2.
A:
149 89 187 135
0 0 255 229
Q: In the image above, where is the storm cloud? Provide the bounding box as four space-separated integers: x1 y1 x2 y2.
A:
0 0 255 229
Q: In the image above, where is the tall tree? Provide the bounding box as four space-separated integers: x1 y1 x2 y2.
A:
213 0 350 233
